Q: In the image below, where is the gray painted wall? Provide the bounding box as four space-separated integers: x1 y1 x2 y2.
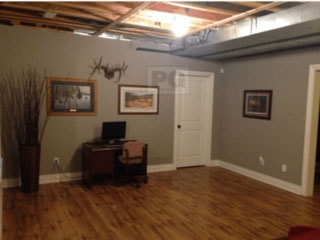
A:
0 26 217 178
217 48 320 185
1 25 319 187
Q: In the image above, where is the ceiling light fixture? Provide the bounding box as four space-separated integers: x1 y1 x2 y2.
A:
171 15 190 37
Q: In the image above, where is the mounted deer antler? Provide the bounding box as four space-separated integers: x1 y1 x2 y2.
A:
101 62 128 81
89 57 128 83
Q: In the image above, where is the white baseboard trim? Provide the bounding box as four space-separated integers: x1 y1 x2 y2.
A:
147 163 176 173
40 172 82 184
2 164 176 189
2 172 82 189
206 159 219 167
1 178 20 189
210 159 303 195
3 161 303 195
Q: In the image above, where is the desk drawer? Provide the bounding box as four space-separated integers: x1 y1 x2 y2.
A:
89 150 114 175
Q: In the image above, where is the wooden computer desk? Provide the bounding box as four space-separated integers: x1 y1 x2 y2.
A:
82 142 147 188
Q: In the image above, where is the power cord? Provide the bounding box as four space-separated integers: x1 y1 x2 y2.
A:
53 161 80 183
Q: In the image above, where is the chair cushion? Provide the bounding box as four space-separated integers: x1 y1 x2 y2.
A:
288 226 320 240
122 141 144 158
119 157 143 165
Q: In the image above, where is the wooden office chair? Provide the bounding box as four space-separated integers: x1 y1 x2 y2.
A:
117 141 148 188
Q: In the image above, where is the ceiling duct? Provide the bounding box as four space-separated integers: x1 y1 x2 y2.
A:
167 2 320 60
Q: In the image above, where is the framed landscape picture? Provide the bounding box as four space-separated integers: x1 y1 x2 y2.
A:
118 84 159 114
46 77 97 116
243 90 272 120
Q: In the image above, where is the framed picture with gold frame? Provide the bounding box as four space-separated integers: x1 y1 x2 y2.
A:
118 84 159 114
46 77 97 116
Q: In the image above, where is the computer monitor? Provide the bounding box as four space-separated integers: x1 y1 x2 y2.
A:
101 121 126 143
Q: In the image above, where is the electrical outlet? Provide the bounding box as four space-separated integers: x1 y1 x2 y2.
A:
282 164 287 172
259 156 265 166
53 157 59 165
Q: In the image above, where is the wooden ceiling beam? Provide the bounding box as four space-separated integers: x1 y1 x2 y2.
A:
118 22 173 34
107 29 173 42
190 2 286 34
0 12 98 31
1 2 107 21
10 19 20 26
0 1 300 41
94 2 153 36
94 2 134 16
232 2 283 12
129 13 210 32
53 2 118 21
163 2 239 16
111 27 173 38
0 9 34 19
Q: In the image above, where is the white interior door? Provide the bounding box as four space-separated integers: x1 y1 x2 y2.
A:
174 70 214 168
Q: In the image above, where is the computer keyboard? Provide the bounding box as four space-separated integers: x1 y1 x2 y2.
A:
104 144 123 148
107 144 123 148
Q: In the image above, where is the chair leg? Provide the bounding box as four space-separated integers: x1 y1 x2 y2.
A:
142 175 148 183
116 163 148 188
134 179 140 188
132 175 148 188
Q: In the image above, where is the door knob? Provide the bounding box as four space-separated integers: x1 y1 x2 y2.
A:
177 125 181 129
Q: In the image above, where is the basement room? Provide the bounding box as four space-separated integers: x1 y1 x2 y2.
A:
1 2 320 239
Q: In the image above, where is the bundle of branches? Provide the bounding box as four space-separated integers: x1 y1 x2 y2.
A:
0 66 47 146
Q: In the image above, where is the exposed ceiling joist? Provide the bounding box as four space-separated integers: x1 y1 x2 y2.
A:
94 2 153 36
191 1 286 34
169 2 320 61
163 2 239 16
52 2 118 21
1 2 107 22
0 2 304 43
232 2 283 12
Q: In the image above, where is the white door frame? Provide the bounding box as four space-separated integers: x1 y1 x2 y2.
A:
302 64 320 196
173 70 214 168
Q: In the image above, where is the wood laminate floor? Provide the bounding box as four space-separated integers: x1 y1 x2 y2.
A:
3 167 320 240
